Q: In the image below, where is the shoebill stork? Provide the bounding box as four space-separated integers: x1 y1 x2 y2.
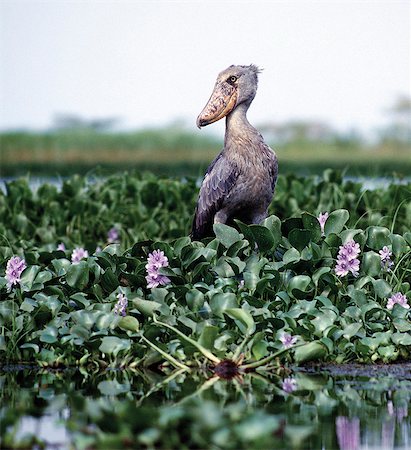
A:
191 64 278 240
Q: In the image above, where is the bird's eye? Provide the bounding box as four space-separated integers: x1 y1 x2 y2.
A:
228 75 237 84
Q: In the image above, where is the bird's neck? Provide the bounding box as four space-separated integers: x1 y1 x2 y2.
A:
224 103 260 150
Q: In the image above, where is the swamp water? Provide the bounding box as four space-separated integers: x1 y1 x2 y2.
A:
1 364 410 449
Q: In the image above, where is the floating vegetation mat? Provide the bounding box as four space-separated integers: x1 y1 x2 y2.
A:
1 169 410 448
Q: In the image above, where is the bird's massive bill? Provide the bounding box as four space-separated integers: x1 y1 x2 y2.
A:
196 82 238 128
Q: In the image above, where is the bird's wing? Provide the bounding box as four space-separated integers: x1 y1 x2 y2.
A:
191 152 238 240
267 145 279 192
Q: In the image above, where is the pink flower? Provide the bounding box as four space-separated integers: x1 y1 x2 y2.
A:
335 259 350 277
339 240 360 260
346 258 360 277
145 250 171 288
71 247 89 264
57 242 66 251
282 377 297 393
113 292 128 316
5 256 26 289
335 240 361 277
379 246 392 261
317 212 329 235
280 333 297 349
379 246 394 272
146 271 171 289
107 227 120 244
386 292 409 310
146 250 169 271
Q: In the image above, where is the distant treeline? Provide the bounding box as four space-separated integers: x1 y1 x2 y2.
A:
1 105 410 178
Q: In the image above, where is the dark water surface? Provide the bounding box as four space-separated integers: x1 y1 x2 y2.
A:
1 364 410 449
1 174 410 195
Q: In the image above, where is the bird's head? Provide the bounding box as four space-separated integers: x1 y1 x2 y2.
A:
196 64 261 128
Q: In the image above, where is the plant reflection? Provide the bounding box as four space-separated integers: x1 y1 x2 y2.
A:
336 416 360 450
1 365 410 449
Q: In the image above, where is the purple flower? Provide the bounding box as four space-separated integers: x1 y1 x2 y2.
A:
317 212 329 235
335 240 361 277
146 271 171 289
107 227 120 244
113 292 128 316
281 377 297 393
146 250 169 271
339 240 360 260
379 246 392 261
336 416 360 450
346 258 360 277
71 247 89 264
145 250 171 288
335 259 350 277
379 246 394 272
5 256 26 289
386 292 409 310
279 333 297 349
57 242 66 251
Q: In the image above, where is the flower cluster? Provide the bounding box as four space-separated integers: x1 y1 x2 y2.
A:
386 292 409 310
113 292 128 316
71 247 89 264
5 256 26 289
107 227 120 244
145 250 171 289
281 377 297 393
280 332 297 349
379 246 394 272
335 240 361 277
317 212 329 235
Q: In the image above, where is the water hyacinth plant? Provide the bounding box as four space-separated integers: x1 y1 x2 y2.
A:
279 333 298 349
386 292 409 310
107 226 120 244
282 377 298 393
317 212 328 236
113 292 128 316
5 256 26 290
0 170 410 369
379 245 394 272
71 247 89 264
145 249 171 288
334 240 361 277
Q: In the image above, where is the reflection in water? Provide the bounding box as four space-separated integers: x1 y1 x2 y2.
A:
1 365 410 449
281 376 298 394
336 416 360 450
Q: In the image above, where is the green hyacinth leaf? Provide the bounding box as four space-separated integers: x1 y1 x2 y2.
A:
324 209 349 236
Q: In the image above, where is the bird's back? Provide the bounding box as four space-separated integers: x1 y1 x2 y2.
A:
191 141 278 239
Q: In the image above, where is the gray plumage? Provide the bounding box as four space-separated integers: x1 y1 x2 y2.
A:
191 64 278 240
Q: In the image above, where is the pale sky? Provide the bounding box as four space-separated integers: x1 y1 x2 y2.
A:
1 0 410 135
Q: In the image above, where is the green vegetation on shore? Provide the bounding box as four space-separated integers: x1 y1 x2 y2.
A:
1 126 410 177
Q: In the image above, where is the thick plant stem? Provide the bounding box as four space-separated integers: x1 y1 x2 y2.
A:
241 344 305 370
232 334 253 363
153 317 221 364
140 334 190 371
